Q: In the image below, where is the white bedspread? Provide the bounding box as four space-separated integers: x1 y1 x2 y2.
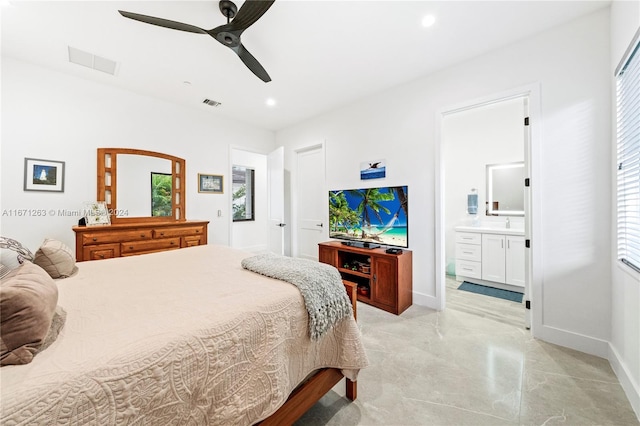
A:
0 245 368 425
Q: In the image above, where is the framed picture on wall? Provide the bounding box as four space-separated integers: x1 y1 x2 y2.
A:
198 174 223 193
23 158 65 192
360 159 386 180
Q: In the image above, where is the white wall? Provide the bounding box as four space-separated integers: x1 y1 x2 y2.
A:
0 57 275 253
609 0 640 418
277 9 612 352
442 97 525 274
230 148 268 252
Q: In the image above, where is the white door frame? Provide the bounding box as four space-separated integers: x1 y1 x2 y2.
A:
228 145 270 251
292 142 326 258
434 83 542 336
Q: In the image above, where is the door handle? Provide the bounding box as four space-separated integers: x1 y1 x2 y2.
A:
277 223 286 227
316 223 323 227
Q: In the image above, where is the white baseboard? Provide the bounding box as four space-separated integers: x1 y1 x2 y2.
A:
535 324 609 358
609 344 640 421
412 291 441 310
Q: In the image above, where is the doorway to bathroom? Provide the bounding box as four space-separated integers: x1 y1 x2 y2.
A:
438 90 534 329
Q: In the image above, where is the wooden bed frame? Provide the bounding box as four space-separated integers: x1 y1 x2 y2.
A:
259 280 359 425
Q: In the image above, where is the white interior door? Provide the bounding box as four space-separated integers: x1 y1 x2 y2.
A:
296 145 325 260
267 147 285 255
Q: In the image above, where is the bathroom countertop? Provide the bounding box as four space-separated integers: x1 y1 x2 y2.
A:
454 225 525 236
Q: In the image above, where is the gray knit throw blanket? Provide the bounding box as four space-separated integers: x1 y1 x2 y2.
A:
241 253 353 340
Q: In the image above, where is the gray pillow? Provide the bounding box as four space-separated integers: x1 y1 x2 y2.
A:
0 262 59 366
33 238 77 279
0 236 35 279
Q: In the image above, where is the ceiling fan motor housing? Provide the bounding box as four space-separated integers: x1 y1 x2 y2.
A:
219 0 237 20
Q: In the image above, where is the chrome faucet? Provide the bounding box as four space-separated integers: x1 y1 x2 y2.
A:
506 217 511 229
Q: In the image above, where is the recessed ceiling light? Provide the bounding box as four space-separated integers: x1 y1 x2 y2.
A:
266 98 277 107
421 14 436 28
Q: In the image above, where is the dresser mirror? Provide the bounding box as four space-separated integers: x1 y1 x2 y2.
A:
485 162 525 216
97 148 186 224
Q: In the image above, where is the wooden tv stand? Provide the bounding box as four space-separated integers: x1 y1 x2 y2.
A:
318 241 412 315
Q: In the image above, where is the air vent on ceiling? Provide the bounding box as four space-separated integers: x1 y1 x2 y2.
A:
203 99 222 107
68 46 117 75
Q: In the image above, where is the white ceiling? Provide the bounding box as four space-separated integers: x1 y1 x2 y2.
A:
1 0 610 131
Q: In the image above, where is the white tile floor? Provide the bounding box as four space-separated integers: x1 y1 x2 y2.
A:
295 277 639 425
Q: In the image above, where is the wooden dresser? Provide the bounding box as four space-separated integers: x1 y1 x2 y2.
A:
73 220 209 262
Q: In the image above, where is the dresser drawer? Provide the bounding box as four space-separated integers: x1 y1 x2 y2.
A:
83 230 152 245
456 259 482 279
182 235 203 247
456 243 481 262
120 237 180 255
83 244 120 261
152 226 205 238
455 232 481 245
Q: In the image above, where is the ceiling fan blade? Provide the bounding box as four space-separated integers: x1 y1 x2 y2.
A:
233 43 271 82
228 0 275 33
119 10 208 34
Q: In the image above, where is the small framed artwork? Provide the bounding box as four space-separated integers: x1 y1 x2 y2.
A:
198 174 223 194
83 201 111 226
24 158 65 192
360 159 386 180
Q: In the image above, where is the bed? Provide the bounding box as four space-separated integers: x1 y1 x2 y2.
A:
0 244 368 425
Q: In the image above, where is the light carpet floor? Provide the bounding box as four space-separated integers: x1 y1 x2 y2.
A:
295 277 639 425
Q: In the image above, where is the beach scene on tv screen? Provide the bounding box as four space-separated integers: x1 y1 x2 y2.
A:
329 186 408 248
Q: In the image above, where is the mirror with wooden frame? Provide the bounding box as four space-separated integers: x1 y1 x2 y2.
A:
97 148 186 224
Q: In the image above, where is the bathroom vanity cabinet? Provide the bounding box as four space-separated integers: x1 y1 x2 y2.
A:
455 226 525 290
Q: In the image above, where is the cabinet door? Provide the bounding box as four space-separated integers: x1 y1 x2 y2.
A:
481 234 506 283
506 236 526 287
318 245 336 266
372 256 397 308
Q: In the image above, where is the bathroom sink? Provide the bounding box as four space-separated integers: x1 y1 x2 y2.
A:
454 224 525 235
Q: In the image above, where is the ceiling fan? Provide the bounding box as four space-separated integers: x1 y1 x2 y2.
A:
119 0 275 82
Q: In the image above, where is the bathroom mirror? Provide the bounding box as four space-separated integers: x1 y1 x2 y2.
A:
486 162 525 216
97 148 186 224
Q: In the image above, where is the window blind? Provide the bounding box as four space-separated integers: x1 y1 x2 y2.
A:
616 31 640 273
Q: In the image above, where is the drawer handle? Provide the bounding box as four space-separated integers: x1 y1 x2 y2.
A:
463 267 473 271
196 230 200 233
160 232 165 236
92 238 98 242
463 251 473 254
141 234 146 237
99 254 105 259
462 237 473 240
129 246 134 250
170 241 175 245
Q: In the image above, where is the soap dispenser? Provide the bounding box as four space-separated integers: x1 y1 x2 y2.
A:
467 188 478 215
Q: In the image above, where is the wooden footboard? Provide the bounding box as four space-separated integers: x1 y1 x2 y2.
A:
258 281 359 425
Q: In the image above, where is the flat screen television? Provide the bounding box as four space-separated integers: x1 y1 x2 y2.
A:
329 185 408 248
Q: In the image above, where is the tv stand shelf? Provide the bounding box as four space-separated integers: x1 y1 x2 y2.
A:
319 241 412 315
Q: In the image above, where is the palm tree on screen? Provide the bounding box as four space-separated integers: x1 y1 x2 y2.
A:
350 188 394 239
